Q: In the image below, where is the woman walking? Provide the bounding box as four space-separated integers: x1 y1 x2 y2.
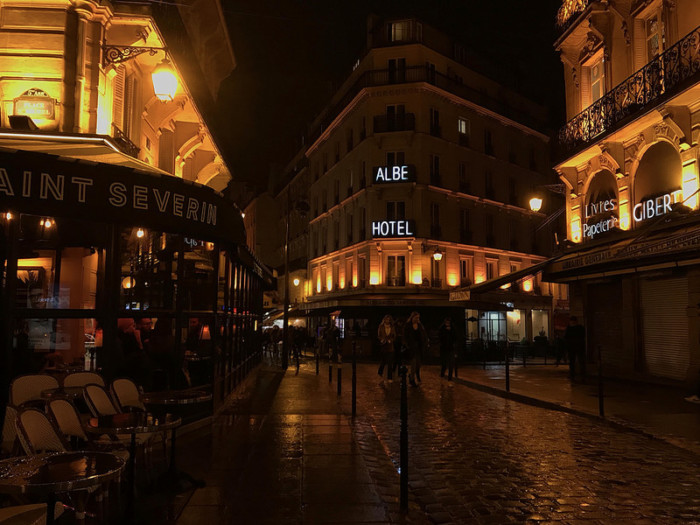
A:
439 317 456 382
403 311 428 387
377 315 396 383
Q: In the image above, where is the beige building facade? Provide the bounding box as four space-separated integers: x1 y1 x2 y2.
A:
546 0 700 383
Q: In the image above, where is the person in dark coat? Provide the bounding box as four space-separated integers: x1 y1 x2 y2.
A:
564 316 586 380
439 317 456 382
377 315 396 383
403 311 428 386
326 321 341 363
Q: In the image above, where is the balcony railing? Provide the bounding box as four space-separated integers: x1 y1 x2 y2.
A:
373 113 416 133
555 0 591 34
559 24 700 155
112 124 140 158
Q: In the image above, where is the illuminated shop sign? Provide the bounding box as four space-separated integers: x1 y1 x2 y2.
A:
13 88 55 119
373 165 416 184
633 190 682 223
583 198 617 240
371 219 415 238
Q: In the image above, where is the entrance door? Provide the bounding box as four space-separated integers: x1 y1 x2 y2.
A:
640 276 689 380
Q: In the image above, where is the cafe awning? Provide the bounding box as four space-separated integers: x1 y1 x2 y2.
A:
449 258 556 301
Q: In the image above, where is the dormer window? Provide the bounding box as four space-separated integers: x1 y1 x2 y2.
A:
389 21 409 42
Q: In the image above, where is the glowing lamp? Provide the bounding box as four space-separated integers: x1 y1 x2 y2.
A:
4 212 12 220
529 197 543 212
43 218 53 228
152 58 178 102
293 277 300 286
136 228 145 238
121 276 136 289
432 249 443 261
200 325 211 341
523 279 533 292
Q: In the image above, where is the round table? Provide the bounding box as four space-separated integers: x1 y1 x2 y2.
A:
141 390 212 491
0 452 125 525
84 412 180 521
40 386 84 401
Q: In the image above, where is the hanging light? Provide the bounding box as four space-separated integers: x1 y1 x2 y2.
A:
529 197 543 212
43 218 53 229
151 58 178 102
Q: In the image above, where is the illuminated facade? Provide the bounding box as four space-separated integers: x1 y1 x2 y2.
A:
546 0 700 383
263 17 566 345
0 0 270 410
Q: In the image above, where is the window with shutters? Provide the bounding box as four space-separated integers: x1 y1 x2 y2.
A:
590 57 604 103
112 65 126 132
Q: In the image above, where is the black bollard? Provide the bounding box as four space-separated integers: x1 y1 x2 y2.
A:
352 341 357 418
505 341 510 393
337 356 342 397
399 365 408 513
598 344 605 418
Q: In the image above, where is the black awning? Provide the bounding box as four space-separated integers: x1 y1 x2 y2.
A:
450 258 556 299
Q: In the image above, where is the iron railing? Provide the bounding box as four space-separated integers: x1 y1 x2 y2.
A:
112 124 140 158
559 24 700 155
555 0 591 34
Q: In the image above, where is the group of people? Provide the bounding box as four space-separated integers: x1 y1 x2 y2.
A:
377 312 457 387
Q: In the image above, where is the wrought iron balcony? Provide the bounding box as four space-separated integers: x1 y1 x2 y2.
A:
111 124 140 158
559 24 700 156
373 113 416 133
555 0 591 34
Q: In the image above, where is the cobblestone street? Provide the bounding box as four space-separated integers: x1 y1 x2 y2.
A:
174 358 700 524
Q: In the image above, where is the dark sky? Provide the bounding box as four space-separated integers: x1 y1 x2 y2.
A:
215 0 564 193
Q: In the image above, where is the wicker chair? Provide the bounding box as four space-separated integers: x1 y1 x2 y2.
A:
9 375 58 407
14 408 68 455
82 384 119 417
1 404 19 457
110 378 146 413
63 372 105 388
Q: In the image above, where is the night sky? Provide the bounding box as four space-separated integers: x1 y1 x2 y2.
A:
215 0 564 194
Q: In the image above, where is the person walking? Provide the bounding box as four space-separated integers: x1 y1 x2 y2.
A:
564 316 586 380
377 315 396 384
439 317 456 382
403 311 428 387
326 320 341 364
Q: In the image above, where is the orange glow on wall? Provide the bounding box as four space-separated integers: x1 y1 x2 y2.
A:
412 270 422 285
570 217 582 243
326 275 332 291
447 273 457 287
522 279 533 292
619 202 631 230
352 274 358 287
316 278 321 294
683 161 698 210
369 272 379 285
475 273 485 284
340 277 345 289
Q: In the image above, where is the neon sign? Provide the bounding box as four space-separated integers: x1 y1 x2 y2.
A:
633 190 682 223
371 220 415 238
583 198 617 239
373 165 416 184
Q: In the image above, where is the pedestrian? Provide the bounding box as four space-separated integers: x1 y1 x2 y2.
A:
403 311 428 387
564 316 586 380
377 315 396 383
439 317 456 382
326 320 341 363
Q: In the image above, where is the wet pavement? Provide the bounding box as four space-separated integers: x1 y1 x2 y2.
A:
162 357 700 524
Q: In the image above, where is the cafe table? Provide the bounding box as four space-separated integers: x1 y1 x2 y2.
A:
84 411 181 521
0 451 125 525
141 389 212 491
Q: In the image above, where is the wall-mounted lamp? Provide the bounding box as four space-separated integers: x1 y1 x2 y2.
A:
4 212 12 220
422 243 443 261
136 228 145 238
293 278 300 287
529 197 543 212
102 45 178 102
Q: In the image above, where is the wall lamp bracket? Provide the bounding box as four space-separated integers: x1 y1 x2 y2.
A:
102 45 167 67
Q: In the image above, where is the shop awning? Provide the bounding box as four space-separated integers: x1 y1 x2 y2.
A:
449 258 556 301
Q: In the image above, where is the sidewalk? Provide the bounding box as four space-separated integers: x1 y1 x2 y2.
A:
453 362 700 456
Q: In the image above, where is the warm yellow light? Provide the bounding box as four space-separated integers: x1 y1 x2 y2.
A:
121 276 136 289
369 273 379 285
43 218 53 229
683 161 698 210
447 273 457 287
352 275 358 287
326 276 332 291
475 273 485 284
529 197 543 212
4 212 12 220
316 280 321 293
339 277 345 289
293 277 300 286
432 249 443 261
570 218 582 243
523 279 533 292
136 228 145 238
412 270 422 285
152 58 178 102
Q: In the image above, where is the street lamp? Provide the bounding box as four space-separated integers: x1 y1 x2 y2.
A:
529 197 543 212
432 248 443 261
293 277 300 286
151 58 178 101
102 45 178 102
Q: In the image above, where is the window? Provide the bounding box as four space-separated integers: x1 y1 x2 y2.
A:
386 201 406 221
346 128 354 152
460 258 473 286
322 152 328 173
346 258 354 287
485 171 495 200
646 14 663 59
430 155 440 185
347 214 353 244
484 128 494 156
358 255 367 287
386 255 406 286
430 203 440 238
334 180 340 205
459 208 470 234
486 259 497 280
508 178 517 205
386 151 405 166
426 61 436 83
359 208 366 239
388 58 406 83
386 104 407 131
429 108 440 137
590 56 605 103
458 117 470 146
458 162 469 193
360 161 367 189
389 21 409 42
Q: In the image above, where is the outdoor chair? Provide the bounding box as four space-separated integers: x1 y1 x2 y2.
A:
14 408 68 455
1 405 19 457
110 378 146 413
63 372 105 388
82 384 119 417
9 375 58 407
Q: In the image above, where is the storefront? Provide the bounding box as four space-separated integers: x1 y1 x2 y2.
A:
0 144 272 411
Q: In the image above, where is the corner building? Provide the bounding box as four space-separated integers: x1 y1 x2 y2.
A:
285 17 567 348
545 0 700 384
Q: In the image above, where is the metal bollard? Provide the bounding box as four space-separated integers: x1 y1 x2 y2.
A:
352 341 357 418
598 344 605 418
337 355 342 397
505 341 510 393
399 365 408 513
